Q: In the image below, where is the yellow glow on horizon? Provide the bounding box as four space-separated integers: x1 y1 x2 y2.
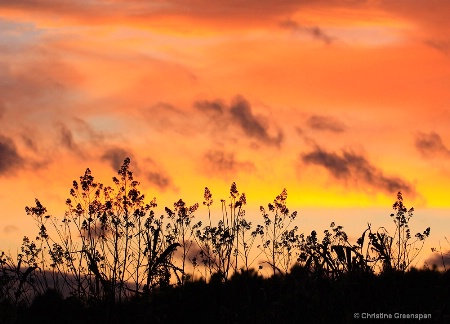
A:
0 0 449 264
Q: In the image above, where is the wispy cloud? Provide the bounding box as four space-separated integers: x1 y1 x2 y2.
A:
73 118 105 144
279 19 334 44
194 99 225 115
21 133 39 152
146 172 172 191
301 147 415 195
424 40 450 55
3 225 18 234
143 158 174 191
59 124 77 151
0 0 304 26
306 115 346 133
144 102 188 133
203 149 255 175
415 132 450 158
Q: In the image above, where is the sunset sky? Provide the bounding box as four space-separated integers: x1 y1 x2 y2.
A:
1 1 449 266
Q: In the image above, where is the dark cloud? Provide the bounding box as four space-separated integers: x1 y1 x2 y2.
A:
203 149 255 174
306 115 346 133
140 158 174 191
279 19 334 44
59 124 77 150
415 132 450 158
194 99 225 115
188 96 284 146
101 147 132 171
425 251 450 269
146 172 172 191
302 147 415 195
304 26 334 44
0 135 24 175
230 96 283 146
148 97 281 147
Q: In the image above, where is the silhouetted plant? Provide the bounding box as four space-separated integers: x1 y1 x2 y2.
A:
256 189 299 276
2 158 440 324
235 196 261 272
298 223 373 279
23 158 181 304
193 183 249 282
368 191 430 272
0 241 39 306
164 199 199 287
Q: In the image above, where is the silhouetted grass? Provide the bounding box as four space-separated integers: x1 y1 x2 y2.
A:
1 158 447 323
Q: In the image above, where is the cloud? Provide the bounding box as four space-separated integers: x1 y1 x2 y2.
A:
0 135 24 175
3 225 18 234
144 102 188 133
229 96 283 146
21 133 38 151
146 172 172 191
73 118 105 144
3 0 450 40
137 157 174 191
0 1 305 27
415 132 450 158
194 99 225 115
301 147 415 195
425 251 450 269
0 20 83 157
100 150 173 191
279 19 334 44
306 115 346 133
424 40 450 55
379 1 450 41
150 96 282 147
0 102 4 119
203 149 255 174
0 58 75 116
0 18 43 54
101 147 132 171
59 124 77 151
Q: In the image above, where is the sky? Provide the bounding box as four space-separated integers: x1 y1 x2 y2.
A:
1 0 450 267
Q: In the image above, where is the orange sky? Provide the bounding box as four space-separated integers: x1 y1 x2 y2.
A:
1 0 449 266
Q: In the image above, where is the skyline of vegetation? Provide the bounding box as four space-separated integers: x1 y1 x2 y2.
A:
2 158 448 323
